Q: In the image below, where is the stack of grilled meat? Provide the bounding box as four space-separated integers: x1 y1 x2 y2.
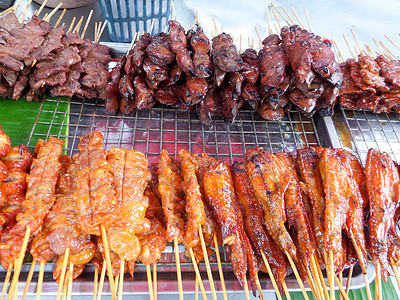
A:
0 12 111 102
106 21 343 123
339 54 400 113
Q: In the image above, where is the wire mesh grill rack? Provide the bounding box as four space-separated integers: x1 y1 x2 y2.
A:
332 107 400 164
26 96 322 165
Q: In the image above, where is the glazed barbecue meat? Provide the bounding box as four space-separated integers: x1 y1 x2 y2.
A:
288 88 316 117
375 55 400 87
203 161 259 294
186 76 208 104
74 131 118 237
347 58 376 93
137 189 167 266
169 20 194 74
125 33 151 75
157 149 185 242
212 33 243 72
240 49 260 84
190 26 210 54
119 74 135 114
133 76 155 109
198 87 218 125
245 147 297 258
0 125 11 157
146 32 175 67
178 149 205 249
358 54 388 92
366 149 400 282
276 152 316 275
220 85 238 121
193 52 213 78
257 103 285 121
105 56 126 114
259 34 289 89
231 162 287 294
0 137 63 269
294 147 326 266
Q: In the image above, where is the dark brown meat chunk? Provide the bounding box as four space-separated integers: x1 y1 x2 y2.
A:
125 33 151 74
212 33 243 72
119 74 135 115
375 55 400 87
134 76 155 109
146 32 175 66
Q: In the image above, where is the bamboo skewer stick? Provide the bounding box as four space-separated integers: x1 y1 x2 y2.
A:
212 18 219 35
350 29 362 54
194 277 199 300
67 263 74 300
8 227 31 299
380 41 397 59
54 9 67 28
255 27 262 49
96 263 107 300
271 9 281 30
345 266 353 294
282 281 291 300
343 34 356 59
21 260 37 300
192 10 199 29
376 262 382 300
312 254 329 300
350 236 372 300
243 275 251 300
173 237 184 300
282 7 295 25
62 270 69 300
0 6 15 17
114 274 119 296
259 251 282 300
55 248 70 300
309 256 325 300
67 17 76 34
81 10 93 39
118 260 124 300
271 3 290 26
100 225 116 299
391 259 400 291
19 0 32 23
213 235 227 300
284 250 310 300
146 265 155 300
188 248 208 300
96 21 108 43
153 265 157 300
267 6 272 35
255 278 265 300
373 38 384 55
93 267 99 300
171 0 176 20
0 263 13 300
36 261 45 300
36 0 48 17
198 225 217 300
128 32 138 52
291 7 305 28
306 267 320 300
333 275 350 300
304 8 312 32
385 34 400 51
43 3 63 22
149 18 156 36
328 250 335 300
73 16 84 35
339 272 343 300
13 0 23 12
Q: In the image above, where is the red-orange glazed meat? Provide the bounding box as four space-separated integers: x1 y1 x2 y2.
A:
74 131 118 237
366 149 400 282
157 149 185 242
0 137 63 269
245 147 297 259
231 162 287 295
203 161 259 294
178 149 205 250
0 125 11 157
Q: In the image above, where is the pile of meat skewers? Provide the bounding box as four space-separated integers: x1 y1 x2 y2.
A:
339 53 400 113
106 20 343 123
0 12 111 102
0 126 399 298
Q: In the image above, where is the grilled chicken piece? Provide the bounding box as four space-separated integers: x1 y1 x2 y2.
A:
212 33 243 72
178 149 205 249
0 125 11 157
294 147 326 266
190 26 210 54
232 162 287 294
145 32 175 67
203 161 259 294
277 153 316 278
119 74 135 115
366 149 400 282
375 55 400 87
157 150 185 242
125 32 151 74
134 76 155 109
245 147 297 258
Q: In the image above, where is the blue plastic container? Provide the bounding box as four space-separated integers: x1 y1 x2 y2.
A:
98 0 172 42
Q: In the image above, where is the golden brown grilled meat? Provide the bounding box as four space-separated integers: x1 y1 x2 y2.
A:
74 131 118 237
106 147 152 263
276 152 315 278
231 162 287 295
319 148 350 273
0 137 63 269
158 149 185 242
137 189 167 266
245 147 297 258
366 149 400 282
178 149 205 250
203 161 259 294
294 147 326 267
0 125 11 157
334 149 368 270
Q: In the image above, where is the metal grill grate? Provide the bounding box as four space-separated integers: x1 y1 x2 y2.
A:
26 97 321 165
333 107 400 164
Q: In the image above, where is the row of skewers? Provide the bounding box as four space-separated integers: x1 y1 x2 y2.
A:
0 124 399 300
